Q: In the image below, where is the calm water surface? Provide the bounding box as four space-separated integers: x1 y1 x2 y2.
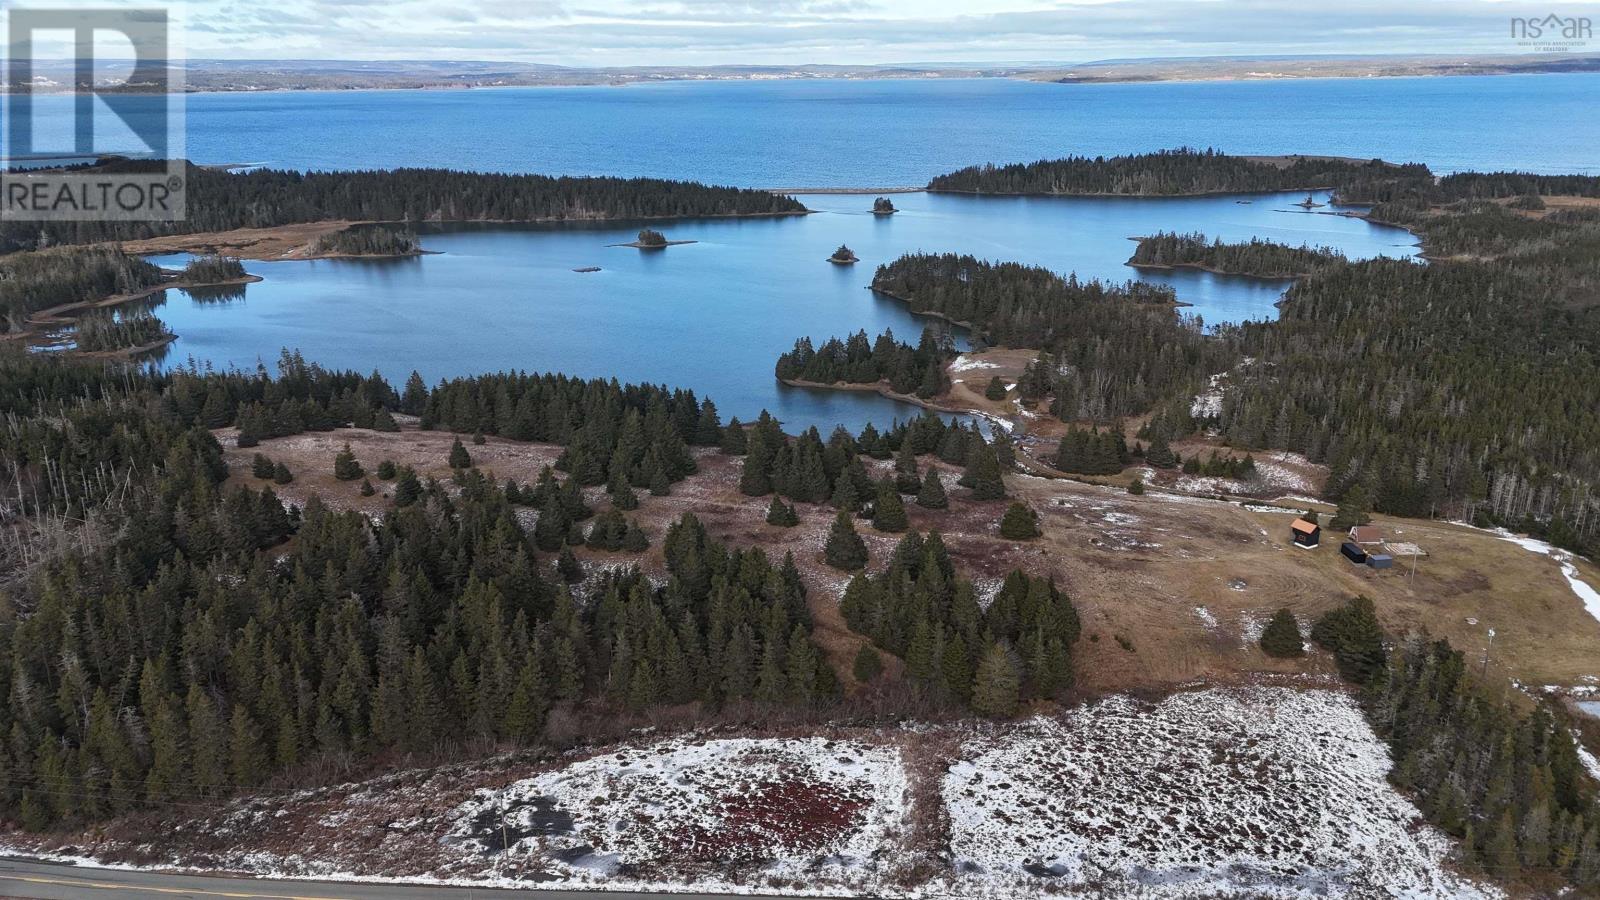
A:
50 73 1588 430
143 190 1413 433
55 74 1600 182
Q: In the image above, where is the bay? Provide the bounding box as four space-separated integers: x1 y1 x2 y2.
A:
139 189 1412 434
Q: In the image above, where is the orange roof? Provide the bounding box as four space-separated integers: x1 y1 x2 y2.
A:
1291 518 1319 534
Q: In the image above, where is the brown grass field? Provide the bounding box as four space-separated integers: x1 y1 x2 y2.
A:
223 422 1600 700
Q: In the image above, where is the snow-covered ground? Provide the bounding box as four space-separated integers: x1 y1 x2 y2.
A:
950 354 1002 373
942 688 1493 899
0 690 1502 899
445 737 909 887
1191 371 1228 419
1174 452 1319 498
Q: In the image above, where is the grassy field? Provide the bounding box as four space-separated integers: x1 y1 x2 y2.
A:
222 423 1600 698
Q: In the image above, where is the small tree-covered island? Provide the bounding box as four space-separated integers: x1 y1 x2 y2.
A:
3 144 1600 900
615 227 697 248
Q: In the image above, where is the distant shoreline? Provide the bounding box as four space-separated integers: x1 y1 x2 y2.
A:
9 58 1595 96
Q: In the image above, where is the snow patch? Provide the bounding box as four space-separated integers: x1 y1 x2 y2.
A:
950 355 1002 373
446 736 908 884
942 688 1493 898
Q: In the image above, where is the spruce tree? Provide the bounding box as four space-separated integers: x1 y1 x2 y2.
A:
785 624 821 702
999 502 1041 540
1259 608 1305 657
649 465 671 496
376 459 397 480
971 641 1021 718
272 461 294 485
1311 595 1386 683
1146 434 1178 469
739 452 771 496
392 467 421 506
556 547 583 583
721 418 748 455
824 509 868 571
963 442 1007 500
448 436 472 469
985 376 1008 401
916 468 948 509
333 443 363 480
359 478 376 497
766 495 799 527
534 494 569 552
622 523 649 551
251 453 275 479
1330 483 1374 529
228 706 267 787
610 478 640 511
895 438 918 474
829 472 859 512
372 406 400 432
872 480 909 533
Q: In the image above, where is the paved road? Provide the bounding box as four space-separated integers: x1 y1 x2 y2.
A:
0 857 844 900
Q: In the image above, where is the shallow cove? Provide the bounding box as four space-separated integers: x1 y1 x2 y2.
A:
141 190 1415 434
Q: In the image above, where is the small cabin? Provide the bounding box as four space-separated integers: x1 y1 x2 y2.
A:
1367 553 1394 570
1349 525 1385 545
1340 542 1367 564
1290 518 1321 548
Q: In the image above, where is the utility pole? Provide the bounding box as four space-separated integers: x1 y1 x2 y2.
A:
1483 628 1496 676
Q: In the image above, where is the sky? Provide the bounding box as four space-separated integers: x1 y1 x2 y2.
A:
5 0 1600 66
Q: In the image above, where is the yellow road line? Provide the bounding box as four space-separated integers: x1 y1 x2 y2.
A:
0 872 343 899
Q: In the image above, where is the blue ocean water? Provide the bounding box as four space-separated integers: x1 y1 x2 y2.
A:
168 74 1600 183
139 189 1411 433
41 73 1597 432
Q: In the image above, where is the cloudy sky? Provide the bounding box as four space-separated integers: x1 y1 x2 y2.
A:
9 0 1600 66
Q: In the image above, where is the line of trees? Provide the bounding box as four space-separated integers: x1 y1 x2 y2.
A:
773 327 951 397
927 148 1431 197
180 255 247 284
1052 426 1132 475
735 410 1007 513
0 161 808 252
71 310 172 352
1128 232 1346 277
309 225 421 256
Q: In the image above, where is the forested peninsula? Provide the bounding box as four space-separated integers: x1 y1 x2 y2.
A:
788 151 1600 555
0 161 807 253
925 148 1431 197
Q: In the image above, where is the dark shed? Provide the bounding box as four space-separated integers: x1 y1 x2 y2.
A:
1290 518 1321 548
1341 542 1368 564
